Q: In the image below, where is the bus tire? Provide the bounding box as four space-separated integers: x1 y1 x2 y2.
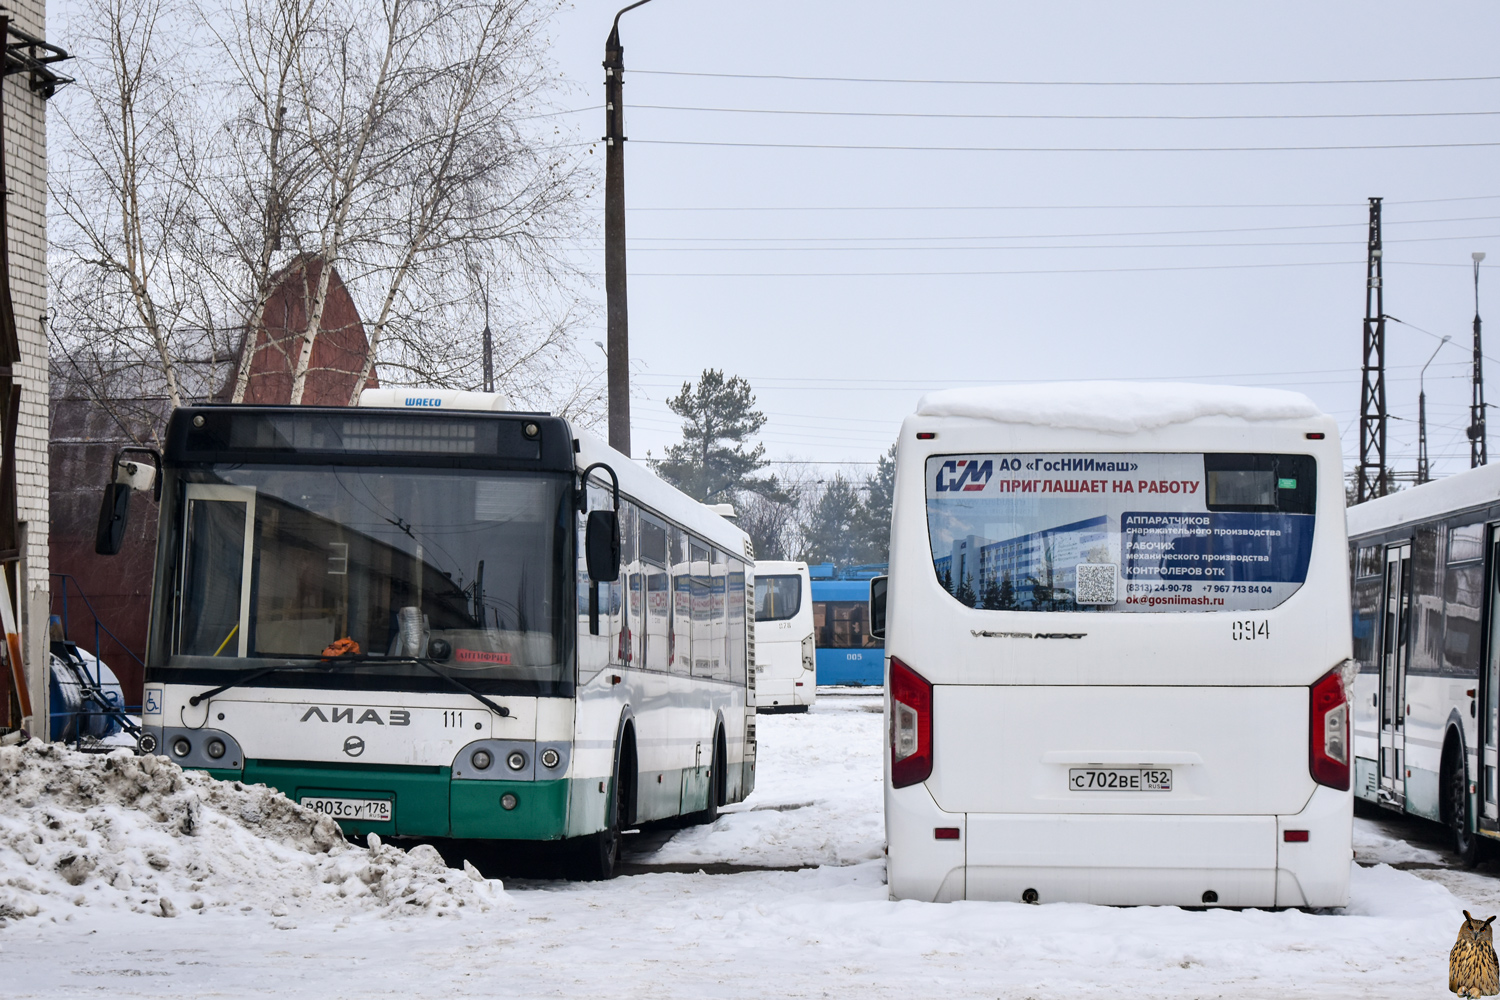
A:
1444 736 1481 868
688 728 725 826
572 734 633 880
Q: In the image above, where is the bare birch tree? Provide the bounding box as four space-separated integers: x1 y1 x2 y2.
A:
52 0 594 418
51 0 226 412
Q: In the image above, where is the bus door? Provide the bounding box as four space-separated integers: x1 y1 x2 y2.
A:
176 484 257 659
1378 542 1412 807
1483 528 1500 823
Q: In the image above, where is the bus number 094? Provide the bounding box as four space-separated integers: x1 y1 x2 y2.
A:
1232 620 1269 641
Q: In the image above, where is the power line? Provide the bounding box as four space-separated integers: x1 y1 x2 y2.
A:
625 195 1500 211
633 69 1500 87
622 214 1500 242
616 233 1500 253
633 103 1500 123
635 138 1500 153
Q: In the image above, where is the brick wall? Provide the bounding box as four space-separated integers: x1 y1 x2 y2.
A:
4 0 51 733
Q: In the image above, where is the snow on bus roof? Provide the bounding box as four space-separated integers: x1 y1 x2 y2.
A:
914 381 1322 434
1346 460 1500 538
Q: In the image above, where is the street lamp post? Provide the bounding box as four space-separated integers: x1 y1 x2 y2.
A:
1418 335 1451 484
603 0 654 457
1469 251 1488 468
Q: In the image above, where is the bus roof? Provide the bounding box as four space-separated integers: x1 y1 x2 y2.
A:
574 427 751 559
914 381 1322 435
810 578 871 601
1346 461 1500 539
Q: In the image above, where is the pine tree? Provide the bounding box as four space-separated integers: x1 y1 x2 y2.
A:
955 572 978 608
998 574 1016 610
653 370 781 503
801 474 866 567
854 444 897 563
940 566 953 594
981 576 1002 610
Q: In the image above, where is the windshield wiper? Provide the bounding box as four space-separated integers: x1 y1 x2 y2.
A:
188 657 351 706
403 657 512 718
188 654 511 719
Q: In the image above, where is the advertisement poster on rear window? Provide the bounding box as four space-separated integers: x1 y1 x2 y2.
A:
924 453 1316 613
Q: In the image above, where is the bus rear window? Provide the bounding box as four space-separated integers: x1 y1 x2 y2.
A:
755 575 802 621
924 452 1316 613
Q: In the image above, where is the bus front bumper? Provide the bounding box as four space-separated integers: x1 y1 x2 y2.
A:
201 760 572 840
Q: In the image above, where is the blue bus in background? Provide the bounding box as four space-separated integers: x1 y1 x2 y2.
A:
809 564 886 686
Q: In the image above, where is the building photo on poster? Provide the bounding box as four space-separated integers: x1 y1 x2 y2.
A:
925 452 1317 613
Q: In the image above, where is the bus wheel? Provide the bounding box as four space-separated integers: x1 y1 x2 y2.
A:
572 768 626 880
1445 740 1481 868
688 730 724 826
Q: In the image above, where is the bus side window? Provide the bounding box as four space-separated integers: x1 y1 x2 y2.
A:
669 526 692 676
641 514 669 672
614 500 639 667
691 540 712 678
728 558 747 684
711 547 727 680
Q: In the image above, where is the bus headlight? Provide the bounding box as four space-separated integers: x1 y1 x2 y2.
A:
501 793 518 810
471 749 493 770
506 750 527 771
206 739 226 760
540 747 560 769
172 737 191 758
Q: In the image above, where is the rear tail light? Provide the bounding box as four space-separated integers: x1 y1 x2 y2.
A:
1309 665 1349 790
889 657 933 787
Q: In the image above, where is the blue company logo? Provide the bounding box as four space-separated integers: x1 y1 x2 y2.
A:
935 458 994 493
404 397 443 407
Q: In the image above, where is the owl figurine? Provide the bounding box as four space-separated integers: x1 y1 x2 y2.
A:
1451 910 1499 998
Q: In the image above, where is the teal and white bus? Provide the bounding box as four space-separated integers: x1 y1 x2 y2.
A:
98 392 756 878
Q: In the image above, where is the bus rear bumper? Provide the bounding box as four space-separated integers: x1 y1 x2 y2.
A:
887 784 1351 907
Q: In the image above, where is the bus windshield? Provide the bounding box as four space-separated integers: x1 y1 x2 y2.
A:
159 466 571 689
925 452 1316 613
755 575 802 621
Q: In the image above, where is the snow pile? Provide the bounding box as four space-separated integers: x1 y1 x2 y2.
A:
0 741 501 926
915 381 1323 434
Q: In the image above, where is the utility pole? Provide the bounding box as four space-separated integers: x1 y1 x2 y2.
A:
1417 336 1450 485
604 0 653 456
1471 251 1489 468
1358 197 1387 503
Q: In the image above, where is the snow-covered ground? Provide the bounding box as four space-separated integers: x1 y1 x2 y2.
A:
1 692 1496 998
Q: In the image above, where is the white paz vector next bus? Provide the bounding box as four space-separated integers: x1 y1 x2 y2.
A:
875 383 1353 906
752 560 815 712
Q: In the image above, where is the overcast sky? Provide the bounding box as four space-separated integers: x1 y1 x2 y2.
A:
536 0 1499 484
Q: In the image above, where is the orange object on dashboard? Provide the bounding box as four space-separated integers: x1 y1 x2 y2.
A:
322 637 361 658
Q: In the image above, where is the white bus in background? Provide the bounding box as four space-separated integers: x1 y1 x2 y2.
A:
753 561 815 712
104 390 756 881
1345 462 1500 865
875 382 1352 907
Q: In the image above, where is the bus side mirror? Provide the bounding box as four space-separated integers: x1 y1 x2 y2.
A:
95 483 131 556
586 509 621 582
869 575 888 640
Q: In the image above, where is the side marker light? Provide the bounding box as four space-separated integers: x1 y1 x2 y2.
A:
1284 830 1309 842
934 827 960 840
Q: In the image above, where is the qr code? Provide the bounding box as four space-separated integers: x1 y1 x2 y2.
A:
1075 563 1118 605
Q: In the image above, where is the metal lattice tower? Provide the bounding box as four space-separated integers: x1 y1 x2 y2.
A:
1469 251 1488 468
1357 197 1387 503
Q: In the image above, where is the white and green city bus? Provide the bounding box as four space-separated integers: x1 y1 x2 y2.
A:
97 392 756 878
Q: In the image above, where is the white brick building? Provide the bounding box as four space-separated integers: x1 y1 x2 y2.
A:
2 0 55 733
